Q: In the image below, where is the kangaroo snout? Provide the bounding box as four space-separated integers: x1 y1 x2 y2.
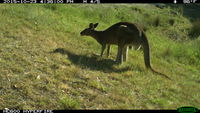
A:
80 31 83 36
80 30 86 36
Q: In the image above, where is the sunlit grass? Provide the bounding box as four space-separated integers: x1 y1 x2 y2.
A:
0 4 199 109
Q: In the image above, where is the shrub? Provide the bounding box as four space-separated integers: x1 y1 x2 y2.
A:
168 19 175 26
153 17 160 27
163 27 188 41
189 19 200 39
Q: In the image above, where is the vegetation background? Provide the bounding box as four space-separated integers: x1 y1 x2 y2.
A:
0 4 200 109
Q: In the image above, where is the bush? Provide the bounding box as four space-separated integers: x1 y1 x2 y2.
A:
153 17 160 27
189 19 200 39
168 19 175 26
163 27 188 41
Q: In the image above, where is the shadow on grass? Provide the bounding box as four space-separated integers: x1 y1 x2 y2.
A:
51 48 130 73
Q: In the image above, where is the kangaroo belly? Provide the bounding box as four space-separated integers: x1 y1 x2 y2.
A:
101 33 119 45
106 37 118 45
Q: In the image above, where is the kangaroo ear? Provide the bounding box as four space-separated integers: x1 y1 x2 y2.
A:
89 23 93 28
93 23 99 28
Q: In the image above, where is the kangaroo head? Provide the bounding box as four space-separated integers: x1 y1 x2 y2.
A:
80 23 98 36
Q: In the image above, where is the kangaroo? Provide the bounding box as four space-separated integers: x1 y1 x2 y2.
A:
80 22 171 80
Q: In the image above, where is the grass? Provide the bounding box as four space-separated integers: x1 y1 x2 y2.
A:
0 4 200 109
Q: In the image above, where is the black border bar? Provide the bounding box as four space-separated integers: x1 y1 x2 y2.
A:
1 110 180 113
1 0 198 3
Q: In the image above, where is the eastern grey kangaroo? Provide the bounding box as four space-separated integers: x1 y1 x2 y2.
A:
80 22 171 79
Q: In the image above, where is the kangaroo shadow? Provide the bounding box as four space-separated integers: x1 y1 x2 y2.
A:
51 48 130 73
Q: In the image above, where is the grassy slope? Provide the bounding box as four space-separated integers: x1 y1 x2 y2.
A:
0 4 200 109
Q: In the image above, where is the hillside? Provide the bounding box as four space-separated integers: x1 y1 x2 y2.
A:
0 4 200 109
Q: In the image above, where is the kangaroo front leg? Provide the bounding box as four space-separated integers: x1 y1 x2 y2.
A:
106 44 111 57
100 44 106 57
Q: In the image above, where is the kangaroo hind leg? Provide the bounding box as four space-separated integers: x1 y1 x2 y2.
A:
116 45 124 64
123 46 128 62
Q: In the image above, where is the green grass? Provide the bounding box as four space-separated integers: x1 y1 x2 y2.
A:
0 4 200 109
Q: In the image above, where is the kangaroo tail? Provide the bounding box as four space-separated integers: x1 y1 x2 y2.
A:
141 32 172 80
150 68 172 80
